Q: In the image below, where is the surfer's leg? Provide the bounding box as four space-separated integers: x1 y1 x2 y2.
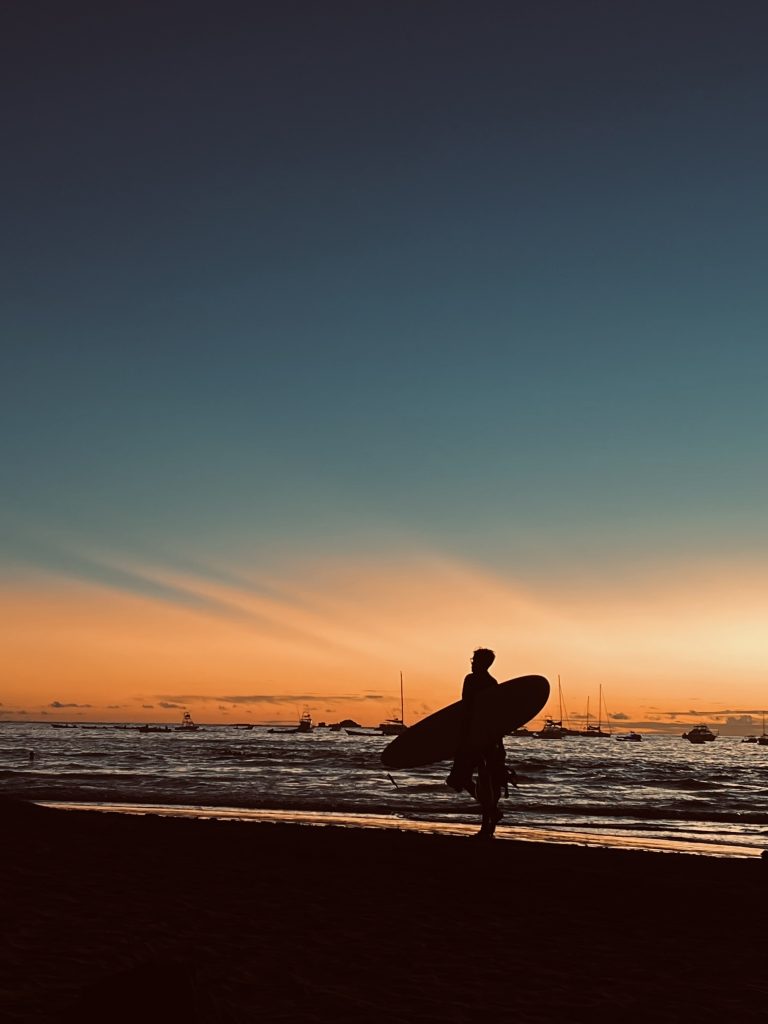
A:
491 775 504 828
477 805 501 837
475 754 505 836
476 813 496 838
475 759 496 836
485 745 506 831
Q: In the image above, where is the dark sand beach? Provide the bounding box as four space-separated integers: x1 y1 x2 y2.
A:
2 797 766 1023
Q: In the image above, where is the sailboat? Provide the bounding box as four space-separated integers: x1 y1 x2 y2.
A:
575 686 612 737
536 717 567 739
378 672 407 735
757 712 768 746
534 676 568 739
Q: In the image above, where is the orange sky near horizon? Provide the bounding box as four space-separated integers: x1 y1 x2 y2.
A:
3 553 768 731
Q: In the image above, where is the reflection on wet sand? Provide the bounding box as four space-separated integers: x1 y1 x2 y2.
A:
40 801 762 858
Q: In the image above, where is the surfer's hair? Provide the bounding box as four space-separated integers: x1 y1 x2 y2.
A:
473 647 495 668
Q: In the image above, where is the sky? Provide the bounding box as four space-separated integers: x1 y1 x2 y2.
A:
3 1 768 729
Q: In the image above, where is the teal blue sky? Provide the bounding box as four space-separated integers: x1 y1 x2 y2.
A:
4 1 768 594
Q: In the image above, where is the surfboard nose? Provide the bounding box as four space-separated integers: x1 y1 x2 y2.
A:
514 674 550 721
527 674 550 702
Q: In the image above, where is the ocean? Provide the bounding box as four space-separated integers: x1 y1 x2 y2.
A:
2 722 768 857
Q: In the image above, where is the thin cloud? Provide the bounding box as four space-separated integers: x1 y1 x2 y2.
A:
155 693 386 705
26 544 348 656
50 701 92 708
607 720 679 733
18 545 269 625
661 708 768 718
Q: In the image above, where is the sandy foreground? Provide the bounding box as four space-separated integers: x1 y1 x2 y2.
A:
1 797 767 1023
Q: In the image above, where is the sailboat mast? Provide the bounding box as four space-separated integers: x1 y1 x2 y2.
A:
598 685 602 731
400 671 404 725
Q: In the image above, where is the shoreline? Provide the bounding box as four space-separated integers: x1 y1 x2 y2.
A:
38 799 764 858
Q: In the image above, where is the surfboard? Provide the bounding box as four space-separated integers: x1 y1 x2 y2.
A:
380 675 550 769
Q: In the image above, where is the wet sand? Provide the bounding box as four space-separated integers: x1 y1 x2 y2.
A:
37 800 767 857
2 797 767 1022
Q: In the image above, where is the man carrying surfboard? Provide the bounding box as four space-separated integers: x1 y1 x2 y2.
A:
446 648 507 838
381 665 548 837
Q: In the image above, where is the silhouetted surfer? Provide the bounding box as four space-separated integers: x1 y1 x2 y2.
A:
447 648 507 838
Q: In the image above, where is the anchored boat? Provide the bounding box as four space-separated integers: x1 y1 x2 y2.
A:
269 711 313 734
377 672 407 736
682 724 716 743
175 711 200 732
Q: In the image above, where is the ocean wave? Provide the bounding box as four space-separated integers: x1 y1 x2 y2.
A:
648 779 725 791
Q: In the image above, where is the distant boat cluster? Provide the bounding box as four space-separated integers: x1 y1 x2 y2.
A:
52 712 201 733
515 718 641 742
513 680 766 745
47 674 412 740
269 676 408 738
48 709 406 737
516 681 639 741
45 681 768 749
739 712 768 745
